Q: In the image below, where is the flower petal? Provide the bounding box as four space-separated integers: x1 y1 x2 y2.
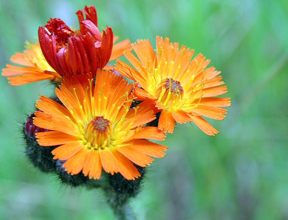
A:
112 150 140 180
99 149 119 175
52 142 83 161
36 131 79 146
63 148 88 175
159 111 175 133
83 150 102 179
117 146 154 167
171 110 192 124
192 106 228 120
129 126 166 141
127 139 167 158
189 115 219 136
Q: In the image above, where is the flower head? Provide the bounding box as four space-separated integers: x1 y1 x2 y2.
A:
33 70 167 180
2 42 60 85
38 5 130 77
115 37 231 135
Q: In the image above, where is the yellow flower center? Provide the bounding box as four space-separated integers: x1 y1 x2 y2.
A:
85 116 112 150
155 78 184 109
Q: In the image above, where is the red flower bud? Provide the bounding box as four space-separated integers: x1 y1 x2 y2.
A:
38 5 113 77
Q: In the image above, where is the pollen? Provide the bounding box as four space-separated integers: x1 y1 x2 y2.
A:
155 77 184 109
163 78 183 95
92 116 110 132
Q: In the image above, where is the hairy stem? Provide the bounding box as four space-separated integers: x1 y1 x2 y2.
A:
103 185 137 220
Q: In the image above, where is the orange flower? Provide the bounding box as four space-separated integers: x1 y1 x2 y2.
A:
38 5 130 77
33 70 167 180
115 37 231 135
2 42 61 86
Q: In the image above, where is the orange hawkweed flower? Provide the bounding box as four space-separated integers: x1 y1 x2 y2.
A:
38 5 130 77
2 42 61 86
115 37 231 135
33 70 167 180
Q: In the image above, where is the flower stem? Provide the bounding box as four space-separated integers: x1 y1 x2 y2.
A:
103 185 137 220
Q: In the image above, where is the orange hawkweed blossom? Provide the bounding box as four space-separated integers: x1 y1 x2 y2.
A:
115 37 231 135
2 42 61 85
38 5 130 77
33 70 167 180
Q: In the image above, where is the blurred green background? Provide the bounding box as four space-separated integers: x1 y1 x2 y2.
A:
1 0 288 219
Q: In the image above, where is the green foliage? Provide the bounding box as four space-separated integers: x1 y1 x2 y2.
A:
1 0 288 219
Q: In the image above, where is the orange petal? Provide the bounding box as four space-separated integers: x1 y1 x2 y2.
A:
127 139 167 158
52 142 83 160
6 74 54 86
201 86 228 98
171 110 192 124
190 67 220 86
124 50 148 80
129 126 166 141
203 76 224 89
63 148 88 175
36 131 78 146
204 68 221 80
37 95 74 118
132 39 156 72
115 60 148 89
189 115 219 136
83 150 102 179
103 71 134 114
117 146 154 167
192 106 227 120
55 86 83 121
196 97 231 107
158 111 175 133
99 149 119 175
33 111 54 130
10 53 34 66
114 60 134 79
61 75 87 106
134 86 156 100
34 107 76 136
124 100 156 129
3 64 39 74
110 39 131 61
112 150 141 180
